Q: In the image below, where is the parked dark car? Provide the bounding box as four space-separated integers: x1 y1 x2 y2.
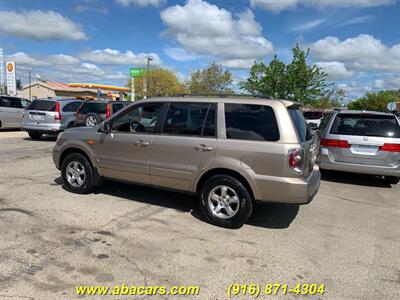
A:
74 100 130 127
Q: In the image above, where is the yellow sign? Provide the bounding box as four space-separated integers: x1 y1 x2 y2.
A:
7 63 13 72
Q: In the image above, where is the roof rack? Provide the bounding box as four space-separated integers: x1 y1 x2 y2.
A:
172 93 273 99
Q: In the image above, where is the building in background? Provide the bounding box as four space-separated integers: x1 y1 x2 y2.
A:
17 80 98 99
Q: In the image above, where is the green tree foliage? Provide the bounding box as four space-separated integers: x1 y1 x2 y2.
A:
126 68 183 99
16 78 22 90
187 63 233 94
240 45 330 104
312 89 344 110
348 90 400 112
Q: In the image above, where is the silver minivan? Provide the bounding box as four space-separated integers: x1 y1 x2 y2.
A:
319 110 400 184
22 98 83 139
0 95 30 129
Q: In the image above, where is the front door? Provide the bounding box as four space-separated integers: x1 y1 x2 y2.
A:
94 102 164 184
150 102 217 191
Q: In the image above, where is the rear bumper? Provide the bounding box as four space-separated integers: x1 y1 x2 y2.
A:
22 122 64 134
254 166 321 204
320 151 400 177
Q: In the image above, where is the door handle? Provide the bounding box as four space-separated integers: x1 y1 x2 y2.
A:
195 144 213 152
134 140 149 147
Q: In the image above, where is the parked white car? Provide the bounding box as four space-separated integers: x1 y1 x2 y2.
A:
0 95 30 129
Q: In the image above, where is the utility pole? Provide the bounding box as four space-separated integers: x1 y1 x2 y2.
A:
29 72 31 101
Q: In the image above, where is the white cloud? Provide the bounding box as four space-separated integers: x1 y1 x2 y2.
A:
316 62 354 80
79 49 163 66
310 34 400 72
48 54 81 65
161 0 273 64
164 47 200 61
250 0 298 13
115 0 166 7
373 79 385 89
338 15 375 27
219 59 257 70
0 10 87 41
250 0 396 12
386 77 400 89
7 52 48 68
290 19 326 32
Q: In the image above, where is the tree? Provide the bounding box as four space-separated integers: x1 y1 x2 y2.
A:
240 45 330 104
187 63 233 94
16 78 22 90
312 89 344 110
348 90 400 112
126 67 183 99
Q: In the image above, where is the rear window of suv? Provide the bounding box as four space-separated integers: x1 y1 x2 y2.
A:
225 103 279 141
330 114 400 138
26 100 56 111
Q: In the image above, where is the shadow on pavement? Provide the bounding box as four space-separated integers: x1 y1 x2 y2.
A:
54 177 300 229
23 135 57 142
321 169 392 188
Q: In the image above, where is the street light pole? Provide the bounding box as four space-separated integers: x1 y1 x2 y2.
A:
144 57 153 99
29 71 31 101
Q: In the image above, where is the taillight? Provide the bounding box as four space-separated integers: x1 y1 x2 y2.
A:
54 102 62 120
106 103 111 119
288 148 305 174
379 143 400 152
320 138 351 148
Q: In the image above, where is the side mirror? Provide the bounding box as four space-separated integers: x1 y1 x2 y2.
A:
98 121 111 133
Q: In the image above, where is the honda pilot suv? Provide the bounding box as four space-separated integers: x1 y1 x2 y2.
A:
53 97 320 228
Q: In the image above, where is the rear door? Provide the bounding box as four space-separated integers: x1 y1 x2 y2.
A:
150 102 217 191
24 100 57 126
325 113 400 166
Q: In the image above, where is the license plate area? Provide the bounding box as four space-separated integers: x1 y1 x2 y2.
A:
351 144 379 154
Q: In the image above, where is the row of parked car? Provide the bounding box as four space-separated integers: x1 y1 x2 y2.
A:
0 95 129 139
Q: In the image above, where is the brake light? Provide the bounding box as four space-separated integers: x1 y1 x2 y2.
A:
106 103 111 119
379 143 400 152
54 102 62 120
320 139 351 148
288 148 305 174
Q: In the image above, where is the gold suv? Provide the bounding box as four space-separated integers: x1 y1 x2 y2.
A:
53 97 320 228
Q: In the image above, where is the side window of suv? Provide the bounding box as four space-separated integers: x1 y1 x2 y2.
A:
111 103 163 133
1 97 22 108
163 102 212 137
63 102 82 112
225 103 280 141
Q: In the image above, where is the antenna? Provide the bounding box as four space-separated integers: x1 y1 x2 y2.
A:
0 48 4 94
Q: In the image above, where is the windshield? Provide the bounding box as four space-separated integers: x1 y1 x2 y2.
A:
330 114 400 138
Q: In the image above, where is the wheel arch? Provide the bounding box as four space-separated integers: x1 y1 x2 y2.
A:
195 168 255 200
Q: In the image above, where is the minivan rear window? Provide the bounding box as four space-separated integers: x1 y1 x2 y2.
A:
26 100 56 111
330 114 400 138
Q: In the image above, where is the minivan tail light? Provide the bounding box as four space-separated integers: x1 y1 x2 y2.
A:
106 103 111 119
320 138 351 148
54 102 62 120
288 148 305 174
379 143 400 152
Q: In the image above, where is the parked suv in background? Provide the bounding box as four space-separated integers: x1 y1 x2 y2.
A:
319 110 400 184
53 97 320 228
22 98 83 140
303 111 325 128
74 100 130 127
0 95 30 129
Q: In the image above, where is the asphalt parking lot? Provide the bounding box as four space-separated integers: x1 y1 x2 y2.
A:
0 130 399 300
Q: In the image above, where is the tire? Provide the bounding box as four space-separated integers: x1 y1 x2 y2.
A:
199 175 253 228
61 153 94 194
384 176 400 185
28 132 43 140
85 114 100 127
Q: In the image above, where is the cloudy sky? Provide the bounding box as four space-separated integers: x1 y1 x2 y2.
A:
0 0 399 100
